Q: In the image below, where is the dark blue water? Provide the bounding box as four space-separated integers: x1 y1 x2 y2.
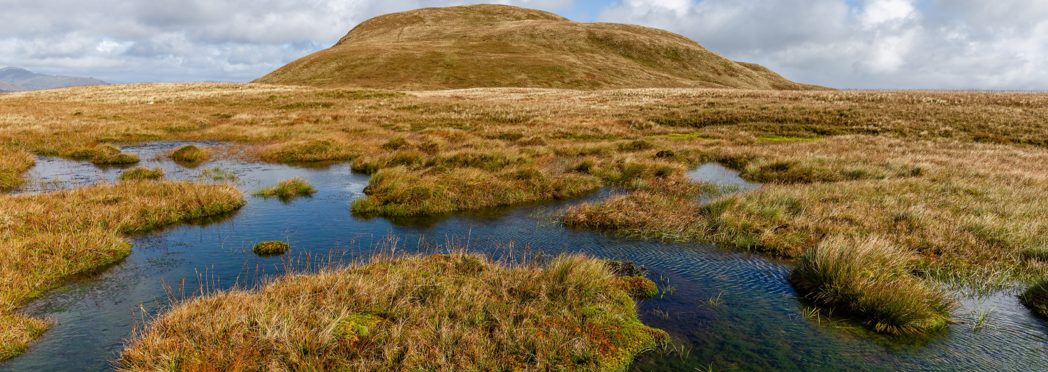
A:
3 142 1047 371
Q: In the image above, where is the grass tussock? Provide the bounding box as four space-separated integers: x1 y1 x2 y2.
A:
1020 279 1048 319
789 237 954 335
0 147 34 192
119 253 667 372
119 167 165 181
252 177 317 200
170 145 210 165
0 181 245 361
252 241 290 256
62 144 140 166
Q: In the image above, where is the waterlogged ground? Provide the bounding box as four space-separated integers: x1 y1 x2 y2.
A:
3 142 1048 371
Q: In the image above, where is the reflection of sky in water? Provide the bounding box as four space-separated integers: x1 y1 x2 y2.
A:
3 142 1047 372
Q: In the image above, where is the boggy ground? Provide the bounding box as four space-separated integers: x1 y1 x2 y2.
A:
119 253 666 372
0 180 244 360
1 84 1048 347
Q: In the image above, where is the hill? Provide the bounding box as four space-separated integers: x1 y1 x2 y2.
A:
255 4 826 90
0 67 107 91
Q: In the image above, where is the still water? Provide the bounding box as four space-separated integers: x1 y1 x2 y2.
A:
3 142 1047 371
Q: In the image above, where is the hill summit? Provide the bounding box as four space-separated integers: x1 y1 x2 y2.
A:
255 5 825 90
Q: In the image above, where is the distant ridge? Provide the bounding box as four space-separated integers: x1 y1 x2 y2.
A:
0 67 107 92
256 4 827 91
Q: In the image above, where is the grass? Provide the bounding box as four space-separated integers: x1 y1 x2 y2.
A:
789 237 954 335
0 181 245 361
170 145 210 166
252 177 317 200
2 82 1048 342
119 167 164 181
62 144 140 166
251 241 290 256
1020 279 1048 319
0 147 34 192
119 253 668 371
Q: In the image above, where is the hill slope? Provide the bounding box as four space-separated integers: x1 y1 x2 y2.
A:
255 5 825 90
0 67 107 91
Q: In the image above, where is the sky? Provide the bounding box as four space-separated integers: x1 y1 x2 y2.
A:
1 0 1045 90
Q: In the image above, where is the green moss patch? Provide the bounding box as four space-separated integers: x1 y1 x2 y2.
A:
170 145 211 166
251 241 290 256
252 177 317 201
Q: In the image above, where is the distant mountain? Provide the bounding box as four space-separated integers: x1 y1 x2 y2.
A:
0 67 107 92
257 4 826 90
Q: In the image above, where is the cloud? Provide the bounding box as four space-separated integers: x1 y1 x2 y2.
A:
0 0 1044 89
0 0 576 83
596 0 1048 89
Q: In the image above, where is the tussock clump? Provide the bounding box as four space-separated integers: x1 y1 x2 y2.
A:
380 137 411 151
62 144 140 166
0 148 34 192
253 177 317 200
251 241 290 256
170 145 210 165
1020 279 1048 319
789 237 954 335
119 253 667 371
0 181 244 360
259 139 358 163
118 167 164 181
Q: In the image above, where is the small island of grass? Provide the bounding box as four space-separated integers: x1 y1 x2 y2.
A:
118 167 165 181
119 254 667 371
170 145 210 166
252 177 316 200
251 241 290 256
62 144 140 166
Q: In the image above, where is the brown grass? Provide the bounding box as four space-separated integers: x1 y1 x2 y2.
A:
119 253 667 371
0 147 33 192
3 82 1048 338
255 5 822 91
0 181 244 360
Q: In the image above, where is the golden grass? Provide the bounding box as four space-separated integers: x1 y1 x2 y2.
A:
0 147 33 192
3 82 1048 336
0 181 244 360
119 253 667 371
252 177 317 200
790 237 954 335
169 145 211 166
256 5 822 91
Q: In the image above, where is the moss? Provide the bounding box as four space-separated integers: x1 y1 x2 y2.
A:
119 167 164 181
251 241 290 256
612 277 659 300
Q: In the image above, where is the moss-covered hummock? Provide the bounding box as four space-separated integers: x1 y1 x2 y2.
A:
63 144 140 166
170 145 210 166
1020 279 1048 319
251 241 290 256
118 167 164 181
119 254 667 371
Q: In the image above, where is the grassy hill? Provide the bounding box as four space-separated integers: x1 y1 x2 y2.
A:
256 4 826 90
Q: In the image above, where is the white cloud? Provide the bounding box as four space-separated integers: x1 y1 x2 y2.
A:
597 0 1048 89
